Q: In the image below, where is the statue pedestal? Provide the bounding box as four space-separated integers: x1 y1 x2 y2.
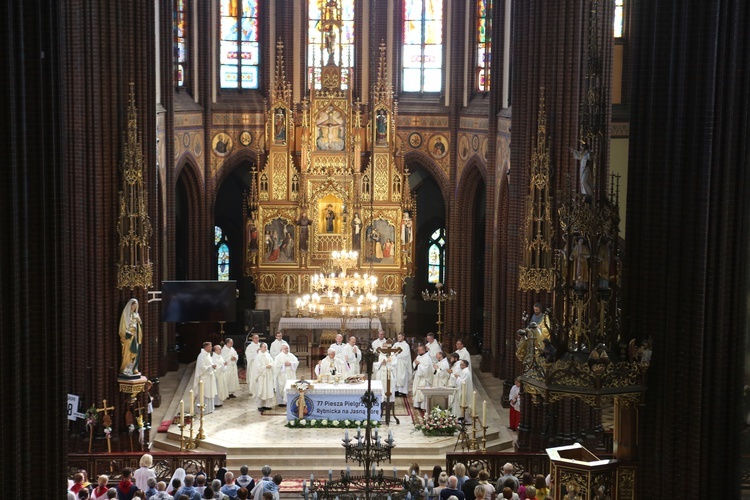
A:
420 386 456 414
119 375 148 403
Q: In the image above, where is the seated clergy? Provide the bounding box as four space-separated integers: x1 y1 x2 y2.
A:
319 348 346 376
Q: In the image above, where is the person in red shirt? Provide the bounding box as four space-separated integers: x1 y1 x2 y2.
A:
116 468 138 500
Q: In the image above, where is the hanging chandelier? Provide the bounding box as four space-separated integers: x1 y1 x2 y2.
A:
296 249 394 318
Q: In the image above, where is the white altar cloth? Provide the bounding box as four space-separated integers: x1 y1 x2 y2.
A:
284 380 383 421
278 317 381 330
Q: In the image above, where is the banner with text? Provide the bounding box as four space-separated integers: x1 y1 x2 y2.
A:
286 392 382 421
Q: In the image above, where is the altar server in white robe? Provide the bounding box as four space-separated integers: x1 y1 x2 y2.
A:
393 332 412 396
250 342 275 411
269 331 289 359
374 350 398 402
433 350 451 387
452 359 473 417
221 338 240 396
212 345 229 405
425 333 441 363
371 329 387 352
455 339 471 364
329 333 347 362
412 344 433 410
273 344 299 405
319 347 346 376
193 342 217 414
245 334 261 394
343 336 362 376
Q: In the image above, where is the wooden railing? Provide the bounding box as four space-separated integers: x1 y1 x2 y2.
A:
446 452 552 483
67 452 226 485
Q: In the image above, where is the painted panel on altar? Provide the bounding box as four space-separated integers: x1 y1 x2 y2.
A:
263 217 296 263
315 105 346 151
365 218 396 265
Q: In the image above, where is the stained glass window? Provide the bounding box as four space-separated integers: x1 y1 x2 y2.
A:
175 0 188 88
402 0 443 93
220 0 260 89
427 228 446 283
308 0 355 90
476 0 491 92
614 0 624 38
215 226 230 281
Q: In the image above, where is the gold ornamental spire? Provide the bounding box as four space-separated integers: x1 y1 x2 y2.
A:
116 83 153 290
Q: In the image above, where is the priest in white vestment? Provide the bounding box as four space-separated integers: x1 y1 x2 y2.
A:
455 339 471 363
212 345 229 406
433 350 451 387
452 360 473 417
425 333 441 363
343 336 362 376
273 344 299 405
412 344 433 410
269 331 289 359
250 342 275 411
319 348 346 376
392 332 412 396
371 329 387 352
221 338 240 396
245 335 260 394
374 351 397 402
193 342 217 414
329 333 346 362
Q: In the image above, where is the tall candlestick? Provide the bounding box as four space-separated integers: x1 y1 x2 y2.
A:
472 390 477 417
180 400 185 426
189 390 194 412
482 400 487 427
200 380 204 402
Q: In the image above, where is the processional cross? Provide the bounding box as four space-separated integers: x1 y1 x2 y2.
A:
377 343 402 425
96 399 115 453
293 380 314 420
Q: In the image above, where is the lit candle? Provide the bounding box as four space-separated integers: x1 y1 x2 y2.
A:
461 385 466 407
482 400 487 427
200 380 204 402
472 390 477 417
180 400 185 427
189 389 194 413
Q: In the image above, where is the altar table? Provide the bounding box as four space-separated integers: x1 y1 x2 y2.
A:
278 317 381 331
284 380 383 421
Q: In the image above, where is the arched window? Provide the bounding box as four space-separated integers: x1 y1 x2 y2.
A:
427 228 446 283
215 226 230 281
402 0 443 93
308 0 355 90
220 0 260 89
476 0 491 92
175 0 189 88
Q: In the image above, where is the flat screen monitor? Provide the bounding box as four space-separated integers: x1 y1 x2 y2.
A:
161 280 237 322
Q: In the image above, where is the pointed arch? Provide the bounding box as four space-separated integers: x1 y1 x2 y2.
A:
175 156 207 280
402 150 450 202
447 161 487 341
211 147 260 202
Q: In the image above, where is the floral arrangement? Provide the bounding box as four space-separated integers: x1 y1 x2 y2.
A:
84 405 99 431
414 406 460 436
286 418 381 429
